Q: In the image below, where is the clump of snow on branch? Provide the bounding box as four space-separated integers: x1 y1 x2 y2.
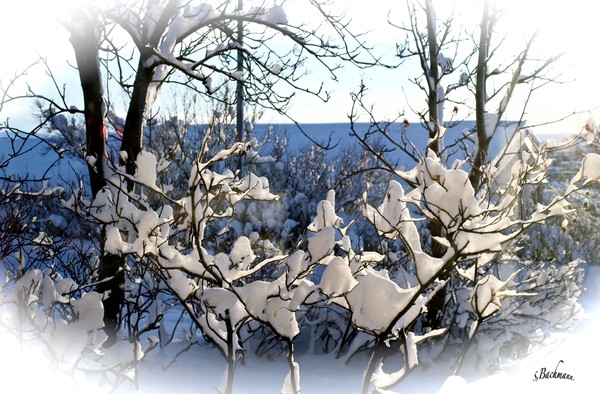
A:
567 152 600 193
585 114 598 144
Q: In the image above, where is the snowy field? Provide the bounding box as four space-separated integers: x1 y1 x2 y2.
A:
0 121 566 179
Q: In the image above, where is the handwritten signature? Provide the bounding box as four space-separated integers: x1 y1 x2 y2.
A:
533 360 575 382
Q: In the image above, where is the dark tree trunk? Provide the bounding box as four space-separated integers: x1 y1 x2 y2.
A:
70 25 106 197
95 252 125 346
66 0 184 347
426 0 441 156
70 20 124 346
119 0 178 174
120 57 154 176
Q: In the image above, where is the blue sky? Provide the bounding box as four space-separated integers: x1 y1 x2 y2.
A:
1 0 599 136
274 0 600 135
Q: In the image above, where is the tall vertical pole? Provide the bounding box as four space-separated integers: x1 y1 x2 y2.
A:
236 0 244 142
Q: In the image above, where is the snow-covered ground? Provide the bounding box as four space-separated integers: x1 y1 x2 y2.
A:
135 265 600 393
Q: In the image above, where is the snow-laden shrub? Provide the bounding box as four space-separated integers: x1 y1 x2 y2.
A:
56 117 399 392
467 257 584 372
61 129 316 392
310 140 592 393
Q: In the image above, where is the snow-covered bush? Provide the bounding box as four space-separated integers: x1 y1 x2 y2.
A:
59 126 308 392
1 100 594 394
51 113 590 393
465 256 584 372
307 136 591 393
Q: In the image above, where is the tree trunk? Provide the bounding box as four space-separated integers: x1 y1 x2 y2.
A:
70 23 106 197
426 0 441 156
423 0 447 328
98 1 177 342
70 18 124 346
424 0 445 258
236 0 245 143
120 57 154 176
90 56 154 346
469 0 491 191
95 252 125 346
